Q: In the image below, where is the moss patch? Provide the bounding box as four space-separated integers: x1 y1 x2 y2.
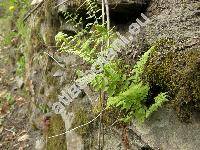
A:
144 39 200 121
71 107 91 136
46 115 67 150
70 104 98 149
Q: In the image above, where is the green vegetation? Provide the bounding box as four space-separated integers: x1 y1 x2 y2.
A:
55 0 113 63
5 92 15 105
71 107 91 136
56 24 112 63
56 0 169 123
106 47 168 123
0 92 15 112
0 0 30 77
16 55 25 76
91 60 132 96
0 2 198 150
47 115 67 150
37 103 51 114
0 0 30 43
144 39 200 121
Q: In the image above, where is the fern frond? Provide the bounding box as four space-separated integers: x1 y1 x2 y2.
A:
146 92 168 118
132 46 156 83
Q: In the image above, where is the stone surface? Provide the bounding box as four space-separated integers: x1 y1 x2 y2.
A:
131 108 200 150
35 137 45 150
127 1 200 149
15 76 24 89
144 2 200 49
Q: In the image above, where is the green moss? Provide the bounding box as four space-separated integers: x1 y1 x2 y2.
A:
43 0 60 46
144 39 200 121
45 73 59 86
71 108 91 136
46 115 67 150
47 89 58 101
70 105 99 149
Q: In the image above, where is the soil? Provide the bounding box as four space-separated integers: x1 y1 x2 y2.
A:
0 33 34 150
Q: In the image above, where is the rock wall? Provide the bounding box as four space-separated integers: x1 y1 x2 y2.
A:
25 0 200 149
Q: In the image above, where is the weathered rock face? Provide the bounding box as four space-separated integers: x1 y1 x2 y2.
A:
133 1 200 148
131 108 200 150
142 1 200 119
26 0 200 149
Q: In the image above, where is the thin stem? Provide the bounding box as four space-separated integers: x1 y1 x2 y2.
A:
104 0 110 46
98 91 102 150
101 92 106 149
102 0 105 25
23 1 44 22
44 52 65 68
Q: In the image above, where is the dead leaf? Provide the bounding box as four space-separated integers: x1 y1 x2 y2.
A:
0 90 7 98
0 102 9 115
0 126 3 134
18 134 29 142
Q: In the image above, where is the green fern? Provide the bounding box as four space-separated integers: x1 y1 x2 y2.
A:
146 92 168 118
132 45 156 83
85 0 102 25
55 24 112 63
54 0 168 124
107 82 149 123
91 61 127 96
55 0 114 63
107 46 168 123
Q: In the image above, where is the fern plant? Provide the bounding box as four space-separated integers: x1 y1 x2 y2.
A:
55 0 111 63
132 46 155 83
54 0 168 123
85 0 102 25
106 46 168 123
146 92 168 118
91 61 129 96
55 24 113 63
107 82 149 122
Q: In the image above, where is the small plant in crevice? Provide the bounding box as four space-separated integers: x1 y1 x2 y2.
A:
91 61 131 97
106 46 168 123
56 25 113 63
55 0 114 63
5 92 15 106
16 55 25 77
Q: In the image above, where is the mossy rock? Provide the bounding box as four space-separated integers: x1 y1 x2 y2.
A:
144 39 200 121
46 115 67 150
71 107 92 136
70 106 96 149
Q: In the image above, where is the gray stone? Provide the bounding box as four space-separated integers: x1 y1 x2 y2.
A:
53 69 64 77
15 76 24 89
35 137 45 150
130 108 200 150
